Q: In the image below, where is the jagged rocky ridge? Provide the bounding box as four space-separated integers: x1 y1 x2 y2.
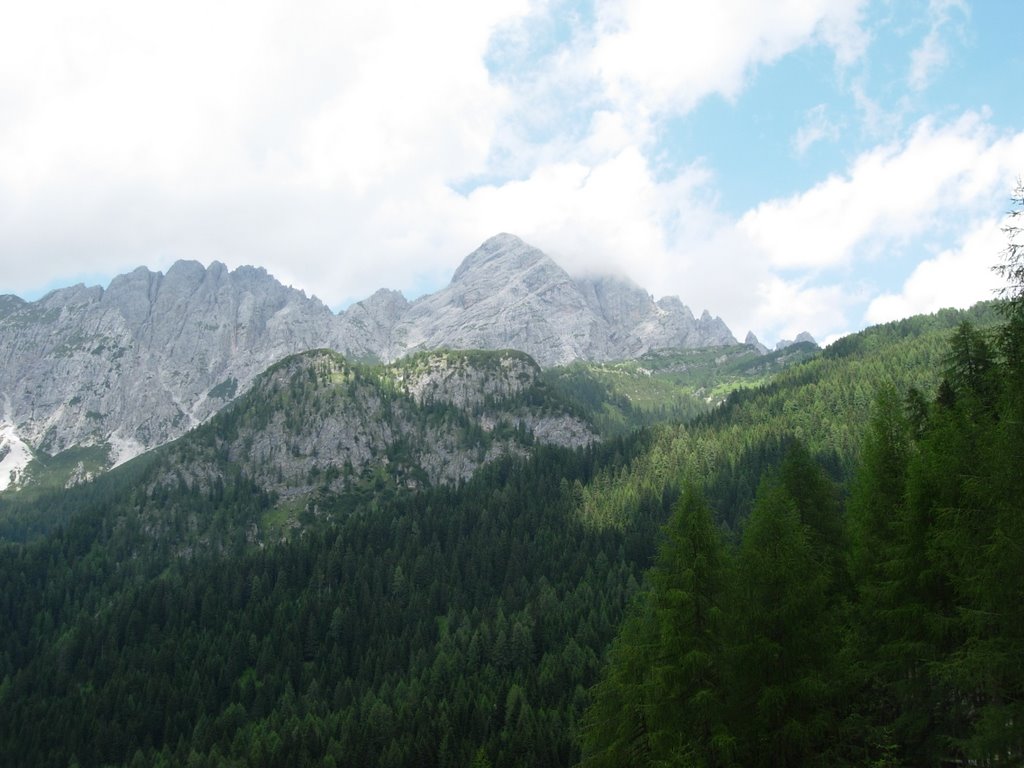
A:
339 233 736 364
0 233 733 484
0 261 338 487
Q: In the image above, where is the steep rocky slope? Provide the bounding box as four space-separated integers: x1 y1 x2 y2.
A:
154 348 594 499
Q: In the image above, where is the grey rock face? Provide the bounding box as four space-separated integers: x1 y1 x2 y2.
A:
179 350 594 495
384 234 604 365
744 331 770 355
0 261 337 468
775 331 819 351
399 350 537 410
0 233 735 480
378 234 736 365
335 288 409 361
0 295 26 321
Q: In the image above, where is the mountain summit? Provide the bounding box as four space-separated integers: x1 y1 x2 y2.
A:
382 234 605 365
449 232 546 283
355 234 736 366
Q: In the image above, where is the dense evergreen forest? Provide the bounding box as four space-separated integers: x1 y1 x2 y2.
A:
0 439 665 767
1 228 1022 764
581 213 1024 765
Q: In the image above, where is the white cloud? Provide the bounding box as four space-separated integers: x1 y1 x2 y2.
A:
866 217 1004 324
850 78 903 139
439 139 781 338
0 0 1016 357
0 0 529 297
589 0 868 115
792 104 841 155
750 276 856 344
739 112 1024 271
908 0 969 91
460 147 707 276
1 0 532 192
0 0 875 320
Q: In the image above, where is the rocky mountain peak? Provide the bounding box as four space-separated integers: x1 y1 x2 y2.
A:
0 260 340 478
0 295 26 320
162 259 209 290
360 288 409 312
775 331 819 351
335 289 410 360
576 274 653 329
39 283 104 309
450 233 547 285
744 331 770 355
387 235 592 365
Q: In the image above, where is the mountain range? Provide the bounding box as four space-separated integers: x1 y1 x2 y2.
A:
0 233 765 489
0 274 1005 767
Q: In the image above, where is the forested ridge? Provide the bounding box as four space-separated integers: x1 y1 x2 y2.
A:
0 287 1019 765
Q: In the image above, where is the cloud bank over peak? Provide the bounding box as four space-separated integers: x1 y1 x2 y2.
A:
1 0 1022 349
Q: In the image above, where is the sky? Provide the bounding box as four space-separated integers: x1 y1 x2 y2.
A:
1 0 1023 346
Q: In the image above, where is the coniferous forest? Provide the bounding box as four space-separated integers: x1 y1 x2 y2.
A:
2 206 1024 766
581 202 1024 766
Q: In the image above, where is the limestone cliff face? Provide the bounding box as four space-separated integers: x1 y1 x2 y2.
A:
775 331 819 351
334 288 409 361
744 331 770 355
0 233 734 483
574 276 733 358
0 261 336 471
398 350 538 409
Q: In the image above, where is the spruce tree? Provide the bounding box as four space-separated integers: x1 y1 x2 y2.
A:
845 385 914 760
580 486 733 767
646 486 734 767
729 477 834 768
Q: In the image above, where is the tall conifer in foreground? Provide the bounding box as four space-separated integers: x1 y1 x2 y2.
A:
728 473 836 768
580 486 733 767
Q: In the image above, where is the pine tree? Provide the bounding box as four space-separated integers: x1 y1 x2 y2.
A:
844 386 915 762
580 486 733 767
729 477 834 768
646 486 734 767
579 595 659 767
776 442 845 595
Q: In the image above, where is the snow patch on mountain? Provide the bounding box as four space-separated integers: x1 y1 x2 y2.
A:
0 396 32 491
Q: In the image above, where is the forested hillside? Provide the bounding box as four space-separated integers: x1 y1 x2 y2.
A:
0 347 593 543
0 297 1014 767
581 304 1024 765
542 341 820 436
0 440 661 767
570 302 999 533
